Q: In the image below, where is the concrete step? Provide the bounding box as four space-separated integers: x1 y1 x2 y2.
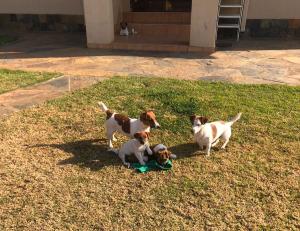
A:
91 42 212 53
123 12 191 24
126 23 190 43
89 35 213 53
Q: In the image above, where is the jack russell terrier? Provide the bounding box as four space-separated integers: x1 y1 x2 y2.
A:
113 132 152 167
98 102 160 149
120 22 129 36
190 113 242 156
146 144 177 165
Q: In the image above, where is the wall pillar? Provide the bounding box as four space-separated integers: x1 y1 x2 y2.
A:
190 0 219 51
122 0 131 12
83 0 114 47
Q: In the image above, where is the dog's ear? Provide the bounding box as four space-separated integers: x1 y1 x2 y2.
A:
140 112 148 121
166 150 173 158
134 133 141 139
190 115 196 124
145 132 150 138
199 116 208 124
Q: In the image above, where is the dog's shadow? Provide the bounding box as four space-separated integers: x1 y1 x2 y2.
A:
169 142 200 159
169 142 222 159
32 139 119 171
31 139 221 171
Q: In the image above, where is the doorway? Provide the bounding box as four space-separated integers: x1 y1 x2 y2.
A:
130 0 192 12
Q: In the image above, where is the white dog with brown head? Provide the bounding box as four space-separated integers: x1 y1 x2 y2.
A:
98 102 160 149
114 131 152 167
190 113 242 156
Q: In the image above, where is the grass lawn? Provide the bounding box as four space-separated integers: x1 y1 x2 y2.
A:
0 69 60 94
0 76 299 230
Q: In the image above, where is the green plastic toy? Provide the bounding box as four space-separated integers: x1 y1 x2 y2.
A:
131 160 173 173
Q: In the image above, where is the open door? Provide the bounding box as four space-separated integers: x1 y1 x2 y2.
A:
131 0 192 12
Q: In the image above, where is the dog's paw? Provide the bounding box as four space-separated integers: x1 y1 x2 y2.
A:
139 161 146 166
143 156 149 162
205 153 211 158
170 154 177 159
124 162 131 168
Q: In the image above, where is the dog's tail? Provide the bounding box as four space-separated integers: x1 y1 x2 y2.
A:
98 101 114 119
227 112 242 126
98 101 109 112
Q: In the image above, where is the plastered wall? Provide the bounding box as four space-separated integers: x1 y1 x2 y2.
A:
0 0 83 15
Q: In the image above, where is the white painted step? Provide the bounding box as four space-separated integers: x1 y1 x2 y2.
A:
220 4 243 8
219 14 241 19
218 24 240 28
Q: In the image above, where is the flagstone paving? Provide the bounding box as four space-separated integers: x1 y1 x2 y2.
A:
0 32 300 85
0 75 106 117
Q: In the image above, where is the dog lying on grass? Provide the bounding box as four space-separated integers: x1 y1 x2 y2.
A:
145 144 177 165
190 113 242 156
114 141 177 168
113 131 152 167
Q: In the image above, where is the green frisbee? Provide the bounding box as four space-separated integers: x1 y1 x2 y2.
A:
131 160 173 173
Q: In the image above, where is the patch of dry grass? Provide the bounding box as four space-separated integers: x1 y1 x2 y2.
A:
0 77 299 230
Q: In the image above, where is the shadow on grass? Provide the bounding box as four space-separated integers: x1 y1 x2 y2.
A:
169 142 223 159
169 142 201 159
33 140 218 171
33 139 120 171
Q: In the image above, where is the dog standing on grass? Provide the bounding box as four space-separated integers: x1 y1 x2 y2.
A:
98 102 160 149
190 113 242 156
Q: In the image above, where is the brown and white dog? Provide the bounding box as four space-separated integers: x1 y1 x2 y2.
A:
146 144 177 165
113 132 152 167
190 113 242 156
98 102 160 149
120 22 129 36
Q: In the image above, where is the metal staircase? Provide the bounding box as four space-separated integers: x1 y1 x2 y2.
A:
216 0 246 42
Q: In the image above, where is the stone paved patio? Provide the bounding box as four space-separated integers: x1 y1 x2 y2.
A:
0 75 106 117
0 32 300 85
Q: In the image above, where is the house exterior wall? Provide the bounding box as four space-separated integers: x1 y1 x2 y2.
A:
0 0 83 15
84 0 114 46
247 0 300 19
190 0 218 49
0 0 299 49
